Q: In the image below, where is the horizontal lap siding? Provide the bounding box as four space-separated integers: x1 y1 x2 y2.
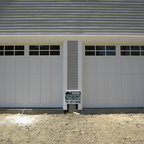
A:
0 0 144 35
67 41 78 90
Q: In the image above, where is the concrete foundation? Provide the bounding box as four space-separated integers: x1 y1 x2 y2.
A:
0 108 144 114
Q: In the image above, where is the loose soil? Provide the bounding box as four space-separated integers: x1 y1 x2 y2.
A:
0 113 144 144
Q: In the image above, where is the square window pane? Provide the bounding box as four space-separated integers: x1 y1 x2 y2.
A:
106 51 116 56
0 51 4 56
50 51 60 55
141 46 144 50
85 51 95 56
40 45 49 50
29 51 39 55
5 51 14 55
96 51 105 56
85 46 95 50
5 45 14 50
15 51 24 56
106 46 115 50
121 51 130 56
50 45 60 50
0 46 4 50
141 51 144 56
15 45 24 50
121 46 130 50
40 51 49 55
131 46 140 50
29 45 39 50
131 51 140 56
96 46 105 50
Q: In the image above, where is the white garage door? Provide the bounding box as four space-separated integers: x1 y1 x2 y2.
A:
0 44 63 108
83 45 144 108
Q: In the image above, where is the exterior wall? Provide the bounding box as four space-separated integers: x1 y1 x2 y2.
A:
0 0 144 109
0 0 144 35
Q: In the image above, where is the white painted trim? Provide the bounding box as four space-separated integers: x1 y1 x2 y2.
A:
78 40 82 110
0 35 144 37
0 35 144 41
63 40 67 110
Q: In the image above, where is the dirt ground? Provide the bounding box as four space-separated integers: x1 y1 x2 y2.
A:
0 112 144 144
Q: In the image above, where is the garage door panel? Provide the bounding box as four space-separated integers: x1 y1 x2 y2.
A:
0 59 5 104
41 75 51 105
16 59 29 103
41 59 51 105
109 74 122 106
133 75 144 91
84 59 95 91
41 58 51 74
83 91 95 108
51 74 62 107
85 77 95 92
84 58 95 73
51 58 62 75
133 90 144 106
16 75 28 103
119 59 132 74
29 75 41 104
29 59 41 75
50 58 63 106
29 59 41 104
107 59 121 74
132 59 144 74
28 56 63 107
119 75 133 106
133 75 144 105
106 74 118 105
95 92 105 106
95 75 105 91
94 58 105 74
5 59 16 104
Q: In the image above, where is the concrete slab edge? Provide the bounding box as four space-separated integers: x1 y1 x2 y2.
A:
0 108 144 114
0 109 64 114
79 108 144 114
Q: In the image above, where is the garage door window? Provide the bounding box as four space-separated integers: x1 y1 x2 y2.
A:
29 45 60 56
121 46 143 56
29 45 40 55
106 46 116 56
141 46 144 56
40 45 49 55
85 45 116 56
0 45 25 56
15 46 25 55
50 45 60 55
131 46 140 56
85 46 95 56
96 46 105 56
0 46 4 56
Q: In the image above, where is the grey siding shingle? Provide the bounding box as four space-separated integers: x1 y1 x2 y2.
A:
67 41 78 90
0 0 144 35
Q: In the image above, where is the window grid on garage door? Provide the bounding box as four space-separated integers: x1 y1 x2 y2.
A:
0 45 25 56
29 45 60 56
85 45 116 56
121 46 144 56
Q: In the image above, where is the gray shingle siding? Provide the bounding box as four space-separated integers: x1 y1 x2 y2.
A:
0 0 144 35
67 41 78 90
